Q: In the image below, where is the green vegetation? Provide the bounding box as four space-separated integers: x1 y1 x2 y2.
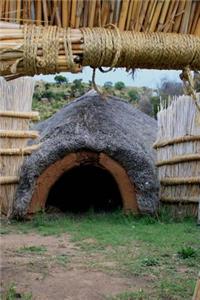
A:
103 81 113 90
54 75 68 85
177 246 197 259
56 254 70 266
107 290 146 300
2 211 199 299
32 75 189 120
114 81 125 90
127 89 139 102
17 245 47 254
3 283 32 300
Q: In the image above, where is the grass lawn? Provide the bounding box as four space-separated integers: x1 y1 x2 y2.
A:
1 211 200 300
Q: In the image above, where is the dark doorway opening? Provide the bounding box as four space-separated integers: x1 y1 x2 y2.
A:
46 164 123 213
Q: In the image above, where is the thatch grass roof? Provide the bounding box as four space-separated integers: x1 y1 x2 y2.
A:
0 0 199 35
13 91 159 217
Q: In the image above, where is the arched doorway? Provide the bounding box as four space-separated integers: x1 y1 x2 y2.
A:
28 152 138 215
47 164 122 213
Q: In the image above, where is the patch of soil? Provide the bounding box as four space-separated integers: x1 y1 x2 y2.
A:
1 233 148 300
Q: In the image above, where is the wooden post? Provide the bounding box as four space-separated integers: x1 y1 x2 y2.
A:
0 77 39 217
192 273 200 300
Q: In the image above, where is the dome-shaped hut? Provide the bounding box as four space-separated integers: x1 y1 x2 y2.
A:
13 91 159 218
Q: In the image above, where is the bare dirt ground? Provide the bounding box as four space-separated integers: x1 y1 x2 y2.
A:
1 233 148 300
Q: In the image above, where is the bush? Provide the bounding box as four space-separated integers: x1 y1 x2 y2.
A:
178 246 197 259
128 89 139 102
54 91 66 100
103 81 113 90
141 257 159 266
33 91 42 101
114 81 125 90
41 90 55 99
72 79 83 90
54 75 68 85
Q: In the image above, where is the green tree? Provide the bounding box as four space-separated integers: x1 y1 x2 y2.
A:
128 89 139 102
72 79 83 90
70 79 84 96
114 81 125 90
54 75 68 85
103 81 113 90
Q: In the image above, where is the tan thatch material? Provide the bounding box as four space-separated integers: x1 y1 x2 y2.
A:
153 135 200 149
161 197 199 203
0 144 40 155
0 111 39 120
156 154 200 166
160 177 200 185
155 94 200 216
0 130 39 139
0 77 38 217
0 23 200 79
0 0 199 35
0 176 19 185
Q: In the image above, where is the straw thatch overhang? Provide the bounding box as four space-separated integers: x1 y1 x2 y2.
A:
0 1 200 79
0 0 199 35
13 91 159 217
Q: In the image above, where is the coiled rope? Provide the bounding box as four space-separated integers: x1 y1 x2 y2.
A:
3 25 200 101
12 25 76 75
80 28 200 70
3 25 200 76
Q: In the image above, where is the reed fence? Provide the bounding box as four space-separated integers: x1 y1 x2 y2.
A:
154 94 200 216
0 77 39 216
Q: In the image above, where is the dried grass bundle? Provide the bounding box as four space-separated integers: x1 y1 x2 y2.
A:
0 77 38 216
155 94 200 215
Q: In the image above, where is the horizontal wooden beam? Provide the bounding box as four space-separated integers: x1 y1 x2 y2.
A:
0 23 200 79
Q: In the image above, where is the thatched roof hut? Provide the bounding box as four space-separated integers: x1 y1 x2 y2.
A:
13 91 159 217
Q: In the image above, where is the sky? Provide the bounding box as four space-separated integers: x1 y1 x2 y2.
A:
34 67 182 89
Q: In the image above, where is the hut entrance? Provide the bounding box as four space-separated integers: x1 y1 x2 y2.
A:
46 164 122 213
28 151 138 215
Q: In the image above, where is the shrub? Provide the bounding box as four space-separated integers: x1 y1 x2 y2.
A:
178 246 197 259
54 75 68 85
128 89 139 102
103 81 113 90
114 81 125 90
141 257 159 266
41 90 55 99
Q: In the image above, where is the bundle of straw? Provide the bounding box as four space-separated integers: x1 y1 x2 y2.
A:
0 0 199 35
0 21 200 79
155 94 200 215
0 77 39 217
